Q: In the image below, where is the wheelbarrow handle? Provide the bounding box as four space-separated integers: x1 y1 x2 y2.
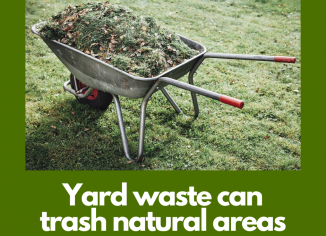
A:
159 77 244 109
274 56 296 63
187 52 296 117
204 53 296 63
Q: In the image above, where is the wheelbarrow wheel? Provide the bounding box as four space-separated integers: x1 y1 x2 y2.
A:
70 73 113 110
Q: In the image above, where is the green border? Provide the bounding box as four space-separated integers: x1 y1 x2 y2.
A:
2 0 325 235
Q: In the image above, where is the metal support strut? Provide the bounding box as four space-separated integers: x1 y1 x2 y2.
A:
63 80 94 99
161 88 182 114
112 80 162 162
112 77 244 162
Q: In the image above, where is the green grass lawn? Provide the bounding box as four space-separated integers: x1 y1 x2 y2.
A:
25 0 301 170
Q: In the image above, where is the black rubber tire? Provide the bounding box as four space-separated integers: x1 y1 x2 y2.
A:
70 73 113 110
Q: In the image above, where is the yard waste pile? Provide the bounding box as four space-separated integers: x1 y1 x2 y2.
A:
39 1 199 77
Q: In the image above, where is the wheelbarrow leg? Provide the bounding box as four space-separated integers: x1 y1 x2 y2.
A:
161 88 182 114
112 80 161 162
188 71 200 118
112 95 135 161
188 56 205 118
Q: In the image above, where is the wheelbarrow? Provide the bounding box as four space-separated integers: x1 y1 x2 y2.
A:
31 22 296 162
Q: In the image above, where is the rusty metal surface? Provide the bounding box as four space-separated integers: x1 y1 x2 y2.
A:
31 22 206 99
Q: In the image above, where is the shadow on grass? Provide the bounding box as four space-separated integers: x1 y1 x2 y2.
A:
25 97 184 171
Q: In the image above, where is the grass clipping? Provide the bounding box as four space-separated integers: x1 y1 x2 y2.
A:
39 1 199 77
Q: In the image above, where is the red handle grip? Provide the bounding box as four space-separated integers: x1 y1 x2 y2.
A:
220 95 244 109
274 56 296 63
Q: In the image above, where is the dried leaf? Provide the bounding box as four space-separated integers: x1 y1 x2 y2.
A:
141 26 147 31
68 23 74 30
232 135 236 140
265 135 269 140
111 39 118 44
109 43 115 50
51 125 56 129
126 161 132 164
84 128 89 131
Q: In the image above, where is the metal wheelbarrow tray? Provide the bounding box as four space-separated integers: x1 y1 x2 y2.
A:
31 22 296 162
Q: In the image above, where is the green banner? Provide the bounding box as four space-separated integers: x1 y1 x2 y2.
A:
2 0 323 235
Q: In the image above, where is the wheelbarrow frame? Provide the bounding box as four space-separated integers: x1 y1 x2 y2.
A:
31 22 295 162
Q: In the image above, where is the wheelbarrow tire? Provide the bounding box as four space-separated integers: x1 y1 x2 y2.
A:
70 74 113 110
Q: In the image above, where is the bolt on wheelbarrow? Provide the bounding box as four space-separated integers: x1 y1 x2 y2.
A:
31 22 296 162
